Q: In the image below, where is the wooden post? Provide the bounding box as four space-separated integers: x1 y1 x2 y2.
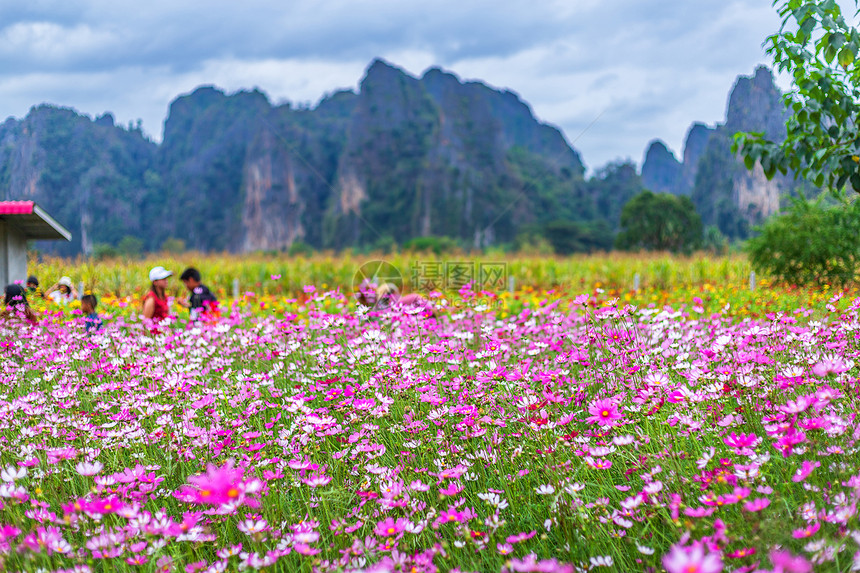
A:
78 282 85 298
749 271 756 291
508 276 515 294
633 273 640 292
233 278 240 300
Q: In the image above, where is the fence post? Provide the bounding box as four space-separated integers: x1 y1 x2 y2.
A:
749 271 756 291
508 276 515 295
233 278 240 300
78 282 85 297
633 273 640 292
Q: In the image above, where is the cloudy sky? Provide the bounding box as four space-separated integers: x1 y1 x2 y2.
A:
0 0 792 171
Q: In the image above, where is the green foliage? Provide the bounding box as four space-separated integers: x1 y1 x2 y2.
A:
586 161 643 229
541 220 614 255
161 237 186 254
616 191 703 253
734 0 860 192
287 241 315 257
92 243 119 261
702 225 729 255
368 234 397 253
117 235 144 258
403 236 459 255
513 229 556 255
747 194 860 285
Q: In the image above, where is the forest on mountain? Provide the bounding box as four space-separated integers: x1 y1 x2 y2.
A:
0 60 792 256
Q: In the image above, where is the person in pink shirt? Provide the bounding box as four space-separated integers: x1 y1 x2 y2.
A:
358 282 434 317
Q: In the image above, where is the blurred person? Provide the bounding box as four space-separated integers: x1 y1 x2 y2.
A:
2 284 38 325
177 267 220 321
142 266 173 322
364 282 434 317
80 294 103 333
26 276 43 298
45 276 78 304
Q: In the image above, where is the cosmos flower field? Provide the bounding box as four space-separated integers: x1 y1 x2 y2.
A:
2 282 859 572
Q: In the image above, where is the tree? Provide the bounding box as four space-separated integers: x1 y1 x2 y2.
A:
161 237 186 254
615 191 703 253
734 0 860 192
117 235 144 258
541 220 614 255
747 193 860 285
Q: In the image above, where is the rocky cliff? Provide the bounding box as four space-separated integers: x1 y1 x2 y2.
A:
0 107 159 256
640 66 794 238
2 59 595 254
2 60 799 254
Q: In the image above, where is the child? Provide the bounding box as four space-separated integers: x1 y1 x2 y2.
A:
80 294 103 333
178 267 219 321
2 284 38 325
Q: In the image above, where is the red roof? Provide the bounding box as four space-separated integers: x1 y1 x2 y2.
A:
0 201 35 215
0 201 70 241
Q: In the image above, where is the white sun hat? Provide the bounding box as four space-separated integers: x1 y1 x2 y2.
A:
148 266 173 282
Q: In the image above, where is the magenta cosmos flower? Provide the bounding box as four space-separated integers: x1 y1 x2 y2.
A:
586 398 623 427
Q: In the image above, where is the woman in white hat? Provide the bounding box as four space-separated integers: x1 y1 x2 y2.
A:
45 276 78 305
142 266 173 322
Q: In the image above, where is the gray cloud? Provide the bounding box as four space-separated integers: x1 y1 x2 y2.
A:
0 0 793 169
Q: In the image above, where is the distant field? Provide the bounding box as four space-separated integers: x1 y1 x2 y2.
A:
31 251 755 296
28 251 850 320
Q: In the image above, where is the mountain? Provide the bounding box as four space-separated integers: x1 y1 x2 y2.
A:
4 59 617 256
2 61 802 256
0 107 159 255
641 66 802 239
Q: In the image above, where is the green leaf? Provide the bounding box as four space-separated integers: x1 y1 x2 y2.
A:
829 31 846 49
839 46 855 67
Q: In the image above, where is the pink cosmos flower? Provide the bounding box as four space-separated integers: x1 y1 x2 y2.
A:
176 460 261 509
769 549 811 573
302 473 332 488
742 498 770 512
506 530 537 544
727 547 756 559
662 543 723 573
791 460 820 483
83 496 124 515
723 432 759 450
586 398 622 427
373 517 410 537
20 526 71 555
432 510 464 528
439 482 463 496
811 357 850 377
792 521 820 538
503 554 574 573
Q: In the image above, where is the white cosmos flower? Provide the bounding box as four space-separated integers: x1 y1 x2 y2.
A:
75 461 104 476
536 484 555 495
0 465 26 482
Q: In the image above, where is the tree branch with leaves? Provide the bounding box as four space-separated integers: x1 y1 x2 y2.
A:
734 0 860 191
